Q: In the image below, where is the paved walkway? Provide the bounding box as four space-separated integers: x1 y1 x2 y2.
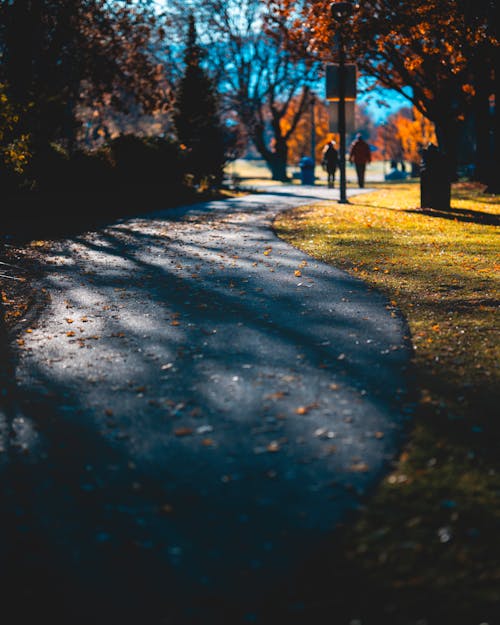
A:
1 185 413 624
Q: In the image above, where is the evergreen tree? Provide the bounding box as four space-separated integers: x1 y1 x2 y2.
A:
174 14 225 187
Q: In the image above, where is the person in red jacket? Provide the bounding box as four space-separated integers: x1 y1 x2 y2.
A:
349 133 372 188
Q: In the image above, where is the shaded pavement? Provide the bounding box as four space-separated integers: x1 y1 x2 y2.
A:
0 185 414 624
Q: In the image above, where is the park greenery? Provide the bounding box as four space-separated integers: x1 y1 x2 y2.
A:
270 0 497 188
173 14 227 188
274 180 500 621
0 2 498 622
0 0 497 193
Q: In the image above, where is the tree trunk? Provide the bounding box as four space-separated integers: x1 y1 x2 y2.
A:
485 48 499 194
267 158 287 181
434 115 459 181
470 58 493 185
268 138 289 182
251 124 290 182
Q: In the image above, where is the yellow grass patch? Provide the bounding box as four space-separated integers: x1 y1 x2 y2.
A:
274 181 500 617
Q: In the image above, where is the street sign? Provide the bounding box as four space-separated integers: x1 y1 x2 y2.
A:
325 64 357 101
328 100 356 135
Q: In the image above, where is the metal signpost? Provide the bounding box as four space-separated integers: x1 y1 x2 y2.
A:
327 1 356 203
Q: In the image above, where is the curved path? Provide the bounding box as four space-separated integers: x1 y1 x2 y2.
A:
2 185 413 624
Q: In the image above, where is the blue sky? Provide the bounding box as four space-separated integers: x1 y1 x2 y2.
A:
356 76 412 122
360 86 411 122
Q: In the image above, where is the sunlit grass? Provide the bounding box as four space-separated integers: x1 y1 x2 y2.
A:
274 181 500 620
225 158 388 188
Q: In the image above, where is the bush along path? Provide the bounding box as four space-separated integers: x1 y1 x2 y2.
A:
1 185 414 625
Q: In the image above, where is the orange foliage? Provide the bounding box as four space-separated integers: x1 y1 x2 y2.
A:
373 107 437 165
281 95 332 164
282 96 375 164
397 108 437 164
266 0 497 137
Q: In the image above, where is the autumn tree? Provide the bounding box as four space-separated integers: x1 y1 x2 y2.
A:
396 108 437 172
284 94 329 164
173 14 226 186
0 0 167 153
372 118 404 164
373 107 437 175
0 83 30 178
166 0 318 181
284 96 375 165
268 0 498 185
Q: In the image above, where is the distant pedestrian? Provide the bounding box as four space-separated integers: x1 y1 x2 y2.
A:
321 140 338 189
349 133 371 188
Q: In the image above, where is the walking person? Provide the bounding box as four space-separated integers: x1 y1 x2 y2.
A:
349 133 372 188
321 140 338 189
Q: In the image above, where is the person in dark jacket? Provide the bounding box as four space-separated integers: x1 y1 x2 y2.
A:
321 140 338 188
349 133 371 188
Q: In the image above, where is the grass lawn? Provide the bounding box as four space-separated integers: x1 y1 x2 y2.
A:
274 181 500 623
226 158 387 188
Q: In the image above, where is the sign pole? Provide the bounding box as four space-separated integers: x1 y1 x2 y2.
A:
329 1 355 203
338 33 348 204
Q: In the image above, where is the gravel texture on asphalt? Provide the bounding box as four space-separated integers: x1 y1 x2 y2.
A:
1 185 413 624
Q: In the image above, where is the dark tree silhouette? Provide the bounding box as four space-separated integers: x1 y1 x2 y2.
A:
173 14 226 187
0 0 165 153
171 0 317 182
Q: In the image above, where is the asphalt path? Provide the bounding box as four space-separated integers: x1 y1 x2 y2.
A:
1 185 413 624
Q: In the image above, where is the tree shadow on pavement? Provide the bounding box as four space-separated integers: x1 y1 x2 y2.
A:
0 205 415 625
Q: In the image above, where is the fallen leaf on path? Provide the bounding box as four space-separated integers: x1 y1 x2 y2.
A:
295 403 318 415
196 425 213 434
66 331 75 337
265 391 286 401
350 462 369 472
174 427 193 437
66 318 74 324
314 428 336 439
294 270 302 277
